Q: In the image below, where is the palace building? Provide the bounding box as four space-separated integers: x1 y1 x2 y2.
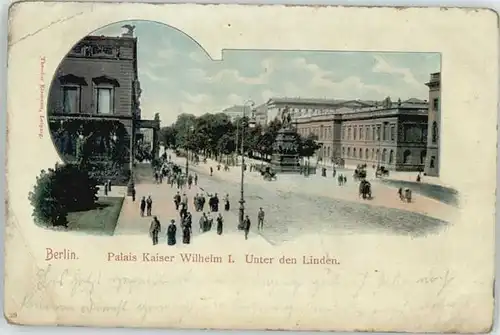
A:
294 97 429 171
47 27 160 192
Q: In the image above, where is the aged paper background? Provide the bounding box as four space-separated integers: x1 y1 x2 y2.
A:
4 2 498 332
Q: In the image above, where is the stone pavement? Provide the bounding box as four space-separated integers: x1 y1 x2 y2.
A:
113 174 269 243
170 153 454 222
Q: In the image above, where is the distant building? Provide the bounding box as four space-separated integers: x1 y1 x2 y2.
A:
47 30 160 190
253 97 379 126
424 72 441 177
221 105 252 122
295 97 430 172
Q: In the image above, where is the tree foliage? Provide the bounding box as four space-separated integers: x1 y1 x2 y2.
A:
28 163 99 227
159 114 321 160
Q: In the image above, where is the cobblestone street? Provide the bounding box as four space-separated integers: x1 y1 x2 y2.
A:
113 153 456 245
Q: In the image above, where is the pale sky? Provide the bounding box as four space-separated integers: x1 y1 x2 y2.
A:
91 20 441 125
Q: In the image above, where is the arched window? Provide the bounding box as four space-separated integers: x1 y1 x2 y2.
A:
347 147 351 157
420 150 427 164
353 148 357 158
353 127 357 140
342 147 346 157
403 150 412 164
376 149 380 161
327 146 331 157
371 148 375 159
389 150 394 164
365 148 369 160
382 148 387 162
348 127 352 140
360 148 363 159
432 121 438 143
365 127 369 140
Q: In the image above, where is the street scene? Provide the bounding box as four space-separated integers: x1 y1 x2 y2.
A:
31 20 457 246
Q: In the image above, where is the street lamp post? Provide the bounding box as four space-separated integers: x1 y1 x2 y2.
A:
238 100 255 229
185 125 194 176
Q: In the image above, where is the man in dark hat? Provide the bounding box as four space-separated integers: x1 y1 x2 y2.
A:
149 216 161 245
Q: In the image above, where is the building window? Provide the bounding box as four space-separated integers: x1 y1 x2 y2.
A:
92 75 120 115
58 74 87 114
360 126 364 140
365 148 369 160
432 121 438 143
342 147 346 157
371 148 374 159
347 147 351 157
365 127 369 140
353 148 357 158
376 126 381 141
430 156 436 168
420 150 427 164
389 150 394 164
348 127 352 140
372 127 376 141
403 150 412 164
359 148 363 159
433 98 439 111
376 149 380 161
390 125 396 141
382 149 387 162
353 127 357 140
95 86 114 114
62 85 80 114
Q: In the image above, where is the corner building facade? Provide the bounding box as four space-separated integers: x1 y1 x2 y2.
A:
423 73 440 177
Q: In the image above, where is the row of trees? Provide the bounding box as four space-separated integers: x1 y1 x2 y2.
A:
159 113 322 162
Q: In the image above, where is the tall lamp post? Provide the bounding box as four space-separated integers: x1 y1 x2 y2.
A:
185 125 194 176
237 100 255 229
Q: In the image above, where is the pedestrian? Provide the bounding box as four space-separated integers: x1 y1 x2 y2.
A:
131 187 136 202
104 183 108 196
200 194 206 211
213 193 219 212
343 175 347 184
194 193 199 211
194 174 198 185
149 216 161 246
188 174 193 189
257 207 265 230
210 166 213 176
216 213 224 235
398 187 403 201
146 195 153 216
182 221 192 244
180 203 187 221
199 213 207 232
140 196 146 216
332 168 336 178
181 193 188 210
243 215 251 240
224 194 230 211
173 191 181 210
107 180 112 191
166 219 177 246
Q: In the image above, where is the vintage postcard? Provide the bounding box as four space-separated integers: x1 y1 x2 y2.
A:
4 2 498 332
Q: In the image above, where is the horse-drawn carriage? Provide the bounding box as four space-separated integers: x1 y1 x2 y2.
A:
261 166 277 181
358 180 372 200
353 165 367 181
375 166 390 178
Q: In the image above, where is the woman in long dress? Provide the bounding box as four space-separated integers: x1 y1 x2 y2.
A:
183 224 191 244
166 220 177 246
224 194 230 211
216 214 224 235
